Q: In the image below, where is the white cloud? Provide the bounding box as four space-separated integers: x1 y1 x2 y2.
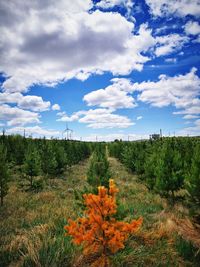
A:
178 119 200 136
95 0 134 20
83 78 137 109
185 21 200 35
165 58 177 63
52 104 60 111
7 126 59 138
146 0 200 18
0 104 40 126
136 116 143 120
155 34 188 57
96 0 125 8
0 92 50 111
0 1 156 94
57 108 134 129
18 95 50 111
183 114 199 119
132 68 200 116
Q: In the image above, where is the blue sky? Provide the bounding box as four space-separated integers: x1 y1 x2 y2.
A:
0 0 200 141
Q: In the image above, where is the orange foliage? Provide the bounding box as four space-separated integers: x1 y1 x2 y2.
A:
64 179 142 266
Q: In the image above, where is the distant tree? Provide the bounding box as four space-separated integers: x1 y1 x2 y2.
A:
0 144 10 206
122 145 137 172
24 146 41 187
186 143 200 204
144 150 158 190
55 145 67 174
155 141 184 202
41 142 57 176
87 147 111 188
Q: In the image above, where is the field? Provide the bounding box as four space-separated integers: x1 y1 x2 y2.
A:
0 137 200 266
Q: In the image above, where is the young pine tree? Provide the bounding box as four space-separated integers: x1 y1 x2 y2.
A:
0 144 10 206
144 149 158 190
24 146 41 188
55 145 67 174
186 143 200 204
65 180 142 267
155 141 184 202
87 151 111 188
41 142 57 176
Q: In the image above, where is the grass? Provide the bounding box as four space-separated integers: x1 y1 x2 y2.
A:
0 160 89 267
0 156 199 266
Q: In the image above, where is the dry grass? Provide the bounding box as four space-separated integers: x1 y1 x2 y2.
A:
1 156 199 266
0 159 90 267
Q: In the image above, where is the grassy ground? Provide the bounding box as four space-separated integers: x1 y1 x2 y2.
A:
0 157 199 266
0 160 89 267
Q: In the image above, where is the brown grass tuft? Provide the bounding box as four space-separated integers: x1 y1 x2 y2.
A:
7 224 49 267
175 218 200 250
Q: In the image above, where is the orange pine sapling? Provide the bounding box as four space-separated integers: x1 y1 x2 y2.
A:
64 179 142 266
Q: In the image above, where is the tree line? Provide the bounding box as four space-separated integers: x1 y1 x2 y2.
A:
0 134 91 205
108 137 200 206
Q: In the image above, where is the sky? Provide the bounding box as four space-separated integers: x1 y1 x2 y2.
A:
0 0 200 141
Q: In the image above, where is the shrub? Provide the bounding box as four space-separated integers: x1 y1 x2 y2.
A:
64 180 142 266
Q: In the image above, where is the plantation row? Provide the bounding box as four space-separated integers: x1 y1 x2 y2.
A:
0 134 91 205
108 137 200 207
66 144 143 266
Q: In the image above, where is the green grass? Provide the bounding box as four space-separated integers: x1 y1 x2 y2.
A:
0 156 199 266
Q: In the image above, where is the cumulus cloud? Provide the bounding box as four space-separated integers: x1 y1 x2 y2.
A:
57 108 134 129
155 34 188 57
81 68 200 126
7 126 59 138
184 21 200 42
132 68 200 116
96 0 126 8
0 0 157 94
0 104 40 126
0 93 50 111
83 78 137 109
52 104 60 111
95 0 134 20
146 0 200 17
18 96 50 111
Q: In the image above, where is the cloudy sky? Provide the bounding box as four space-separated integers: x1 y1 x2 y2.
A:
0 0 200 141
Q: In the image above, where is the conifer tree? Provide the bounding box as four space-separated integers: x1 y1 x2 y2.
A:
41 142 57 176
155 141 184 201
0 143 10 206
24 146 41 188
55 145 67 174
122 145 137 172
65 180 142 267
186 143 200 204
144 149 158 190
87 149 111 188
